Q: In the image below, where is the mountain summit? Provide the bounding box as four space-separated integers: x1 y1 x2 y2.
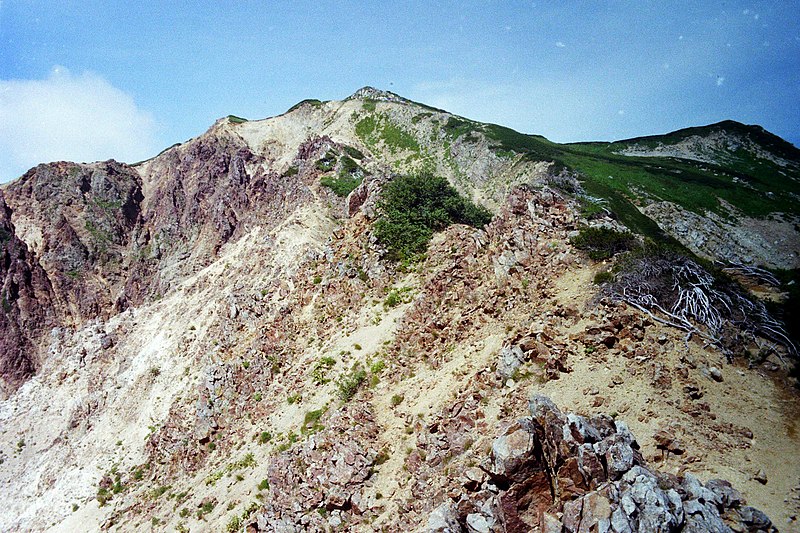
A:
0 89 797 532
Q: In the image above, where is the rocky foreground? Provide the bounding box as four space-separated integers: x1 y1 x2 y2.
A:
428 395 775 532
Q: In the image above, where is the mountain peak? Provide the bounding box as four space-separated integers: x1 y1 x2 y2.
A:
346 86 407 103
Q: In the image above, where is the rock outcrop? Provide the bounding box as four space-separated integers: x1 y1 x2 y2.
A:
0 190 55 397
427 394 776 533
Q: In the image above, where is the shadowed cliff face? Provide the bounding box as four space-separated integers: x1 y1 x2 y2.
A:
0 191 54 397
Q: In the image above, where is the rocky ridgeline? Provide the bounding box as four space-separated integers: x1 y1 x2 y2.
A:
427 395 775 533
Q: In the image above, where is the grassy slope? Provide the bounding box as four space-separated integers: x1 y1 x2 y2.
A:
425 118 800 241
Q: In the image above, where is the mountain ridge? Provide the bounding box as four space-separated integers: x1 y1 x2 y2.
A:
0 88 798 532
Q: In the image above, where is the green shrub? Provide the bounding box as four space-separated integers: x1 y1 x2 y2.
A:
374 173 491 262
337 364 367 401
343 145 365 160
321 174 362 197
151 485 170 499
96 487 111 506
311 356 336 385
197 500 215 519
303 407 327 434
315 152 337 172
257 478 270 491
570 227 635 260
384 286 413 308
258 431 272 444
593 271 614 284
339 155 359 175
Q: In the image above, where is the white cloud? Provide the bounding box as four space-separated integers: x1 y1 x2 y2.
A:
0 67 157 182
555 41 566 48
716 76 725 86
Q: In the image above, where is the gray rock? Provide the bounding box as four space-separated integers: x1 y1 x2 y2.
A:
465 513 492 533
739 506 773 529
497 344 525 379
529 394 561 419
489 426 533 479
428 502 462 532
621 466 681 532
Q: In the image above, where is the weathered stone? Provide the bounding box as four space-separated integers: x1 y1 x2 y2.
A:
465 513 492 533
489 424 533 482
427 502 462 532
497 344 525 379
653 427 685 455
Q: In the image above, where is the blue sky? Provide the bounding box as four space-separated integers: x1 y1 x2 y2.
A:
1 1 799 181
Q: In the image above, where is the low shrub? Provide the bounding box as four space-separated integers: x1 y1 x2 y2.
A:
374 173 491 262
570 226 635 260
337 364 367 401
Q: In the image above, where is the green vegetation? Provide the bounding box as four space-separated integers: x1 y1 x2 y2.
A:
226 515 242 532
258 431 272 444
356 114 420 154
302 407 327 434
384 286 413 308
315 152 337 172
150 485 170 499
197 500 215 519
205 470 224 486
92 198 123 211
570 227 636 260
229 453 256 470
593 270 614 284
321 174 361 197
343 145 365 160
311 356 336 385
287 99 324 113
337 363 367 401
374 173 492 262
472 120 800 240
320 153 363 197
443 116 476 140
257 478 270 491
227 115 248 124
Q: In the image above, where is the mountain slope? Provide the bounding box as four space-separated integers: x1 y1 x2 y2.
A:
0 88 797 532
